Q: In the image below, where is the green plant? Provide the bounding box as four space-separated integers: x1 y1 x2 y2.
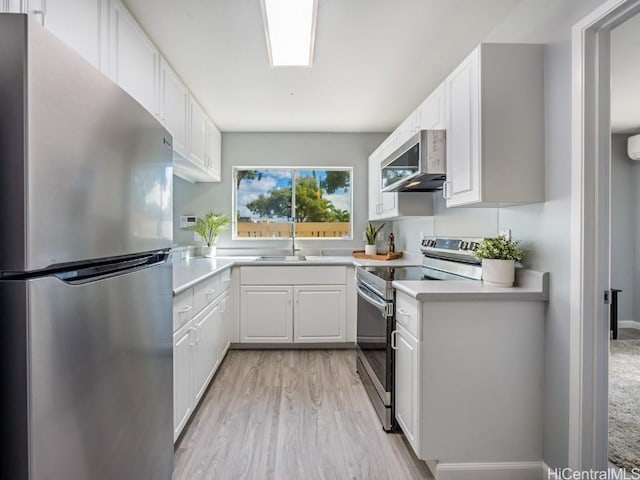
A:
187 212 232 247
365 222 385 245
474 235 524 262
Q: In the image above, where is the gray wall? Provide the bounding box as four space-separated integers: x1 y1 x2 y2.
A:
611 134 637 323
173 132 387 253
391 0 612 469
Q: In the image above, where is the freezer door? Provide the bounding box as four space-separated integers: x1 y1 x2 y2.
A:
27 261 173 480
0 15 173 272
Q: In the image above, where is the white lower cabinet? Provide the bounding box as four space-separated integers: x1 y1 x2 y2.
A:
294 285 346 342
173 269 231 442
239 266 348 344
173 321 195 440
394 323 420 453
240 286 293 343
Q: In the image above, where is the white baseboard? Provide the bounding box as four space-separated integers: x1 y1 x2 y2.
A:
543 463 550 479
618 320 640 330
433 461 545 480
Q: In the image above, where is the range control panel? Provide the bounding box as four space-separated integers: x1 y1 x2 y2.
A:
420 237 484 262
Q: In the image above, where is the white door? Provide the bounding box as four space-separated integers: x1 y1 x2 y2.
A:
293 285 346 343
40 0 103 70
193 303 219 404
159 58 188 158
395 324 420 453
173 323 194 441
445 47 480 206
189 96 207 167
108 0 159 116
240 286 293 343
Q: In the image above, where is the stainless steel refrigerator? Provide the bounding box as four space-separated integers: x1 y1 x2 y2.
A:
0 14 174 480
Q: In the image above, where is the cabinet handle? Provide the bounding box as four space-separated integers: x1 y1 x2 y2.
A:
442 181 452 199
391 330 398 350
178 305 193 316
206 289 216 295
397 308 410 317
188 326 197 347
195 324 201 342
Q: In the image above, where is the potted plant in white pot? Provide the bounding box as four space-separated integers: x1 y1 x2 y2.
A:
474 235 524 287
364 222 385 256
187 212 232 257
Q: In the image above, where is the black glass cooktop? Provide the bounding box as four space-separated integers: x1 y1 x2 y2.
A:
363 266 442 282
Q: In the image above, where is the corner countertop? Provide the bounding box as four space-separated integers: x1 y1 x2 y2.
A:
172 254 424 295
393 270 549 302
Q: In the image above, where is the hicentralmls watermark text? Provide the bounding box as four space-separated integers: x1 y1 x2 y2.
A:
548 467 640 480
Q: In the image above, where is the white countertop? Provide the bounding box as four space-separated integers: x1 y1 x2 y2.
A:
172 254 549 301
393 270 549 301
172 254 423 295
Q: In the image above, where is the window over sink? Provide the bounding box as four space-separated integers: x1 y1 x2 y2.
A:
233 167 352 239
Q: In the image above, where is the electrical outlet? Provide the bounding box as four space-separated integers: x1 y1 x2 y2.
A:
500 229 512 240
377 231 384 241
362 231 367 242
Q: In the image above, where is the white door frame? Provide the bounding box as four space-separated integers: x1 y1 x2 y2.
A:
570 0 640 470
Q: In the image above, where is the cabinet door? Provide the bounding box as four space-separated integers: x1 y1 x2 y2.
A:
368 151 382 220
220 293 231 358
173 323 194 441
1 0 26 12
205 118 221 181
294 285 346 343
159 58 188 158
418 83 445 130
240 286 293 343
378 136 397 217
444 48 481 206
395 325 420 454
108 0 159 116
193 303 219 404
189 96 207 167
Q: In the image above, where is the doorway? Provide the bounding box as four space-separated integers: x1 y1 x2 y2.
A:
571 0 640 471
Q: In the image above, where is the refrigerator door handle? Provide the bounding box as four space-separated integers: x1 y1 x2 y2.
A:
54 252 169 284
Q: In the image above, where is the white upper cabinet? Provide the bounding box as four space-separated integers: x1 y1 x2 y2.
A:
205 119 222 181
188 95 207 167
444 49 480 206
443 44 544 207
159 58 188 158
108 0 159 117
417 83 445 130
1 0 26 13
31 0 104 70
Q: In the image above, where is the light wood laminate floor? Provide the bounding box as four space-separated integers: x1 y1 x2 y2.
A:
173 349 433 480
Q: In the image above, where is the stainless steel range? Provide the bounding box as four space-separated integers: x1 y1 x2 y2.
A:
355 237 483 431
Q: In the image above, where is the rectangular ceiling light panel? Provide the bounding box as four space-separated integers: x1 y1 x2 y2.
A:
262 0 317 66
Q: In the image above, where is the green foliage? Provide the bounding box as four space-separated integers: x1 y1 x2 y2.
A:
245 175 350 223
365 222 385 245
235 170 262 189
474 235 524 261
187 212 232 246
321 171 350 194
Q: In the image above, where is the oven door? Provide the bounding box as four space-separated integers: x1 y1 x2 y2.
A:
356 282 393 398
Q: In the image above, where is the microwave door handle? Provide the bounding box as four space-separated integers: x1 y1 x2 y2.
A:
357 284 387 312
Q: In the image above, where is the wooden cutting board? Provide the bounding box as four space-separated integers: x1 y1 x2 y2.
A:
352 251 403 260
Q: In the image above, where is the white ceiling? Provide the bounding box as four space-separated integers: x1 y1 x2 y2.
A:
122 0 521 132
611 13 640 135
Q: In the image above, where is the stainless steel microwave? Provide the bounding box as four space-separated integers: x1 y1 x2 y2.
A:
380 130 446 192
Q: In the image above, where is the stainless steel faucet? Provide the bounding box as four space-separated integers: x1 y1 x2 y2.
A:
291 220 299 256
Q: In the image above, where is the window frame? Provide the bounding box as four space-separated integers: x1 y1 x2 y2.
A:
232 166 354 241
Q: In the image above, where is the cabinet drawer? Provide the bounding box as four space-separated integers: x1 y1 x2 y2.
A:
173 288 194 332
240 266 346 285
396 291 421 340
193 274 222 314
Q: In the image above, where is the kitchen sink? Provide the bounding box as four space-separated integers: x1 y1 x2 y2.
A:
254 255 308 262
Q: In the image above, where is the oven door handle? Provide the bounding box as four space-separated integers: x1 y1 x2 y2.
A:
357 283 388 312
